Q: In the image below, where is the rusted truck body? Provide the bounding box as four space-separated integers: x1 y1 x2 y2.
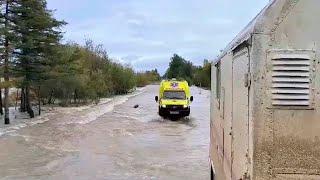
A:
210 0 320 179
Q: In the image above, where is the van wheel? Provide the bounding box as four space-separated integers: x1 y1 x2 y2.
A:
158 107 164 117
211 166 215 180
186 108 190 116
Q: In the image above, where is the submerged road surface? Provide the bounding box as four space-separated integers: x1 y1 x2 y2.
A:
0 85 210 180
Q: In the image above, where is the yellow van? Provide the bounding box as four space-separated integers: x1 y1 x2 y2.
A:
155 79 193 117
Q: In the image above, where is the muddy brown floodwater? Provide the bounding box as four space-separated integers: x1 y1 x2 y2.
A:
0 85 210 180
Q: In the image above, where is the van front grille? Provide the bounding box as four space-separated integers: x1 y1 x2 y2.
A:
166 105 184 110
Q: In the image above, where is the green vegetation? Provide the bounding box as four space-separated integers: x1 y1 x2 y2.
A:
193 59 211 88
0 0 159 124
136 69 161 87
165 54 211 88
0 0 65 121
165 54 194 84
40 41 139 106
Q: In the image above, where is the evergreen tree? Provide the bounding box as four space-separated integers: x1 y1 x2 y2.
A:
0 0 18 124
11 0 65 117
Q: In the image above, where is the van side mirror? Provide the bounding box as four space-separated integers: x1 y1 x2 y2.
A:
155 96 159 102
190 96 194 102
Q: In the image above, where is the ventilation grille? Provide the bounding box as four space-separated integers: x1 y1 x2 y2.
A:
271 54 311 106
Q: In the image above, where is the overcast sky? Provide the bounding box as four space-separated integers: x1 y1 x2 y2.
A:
47 0 269 74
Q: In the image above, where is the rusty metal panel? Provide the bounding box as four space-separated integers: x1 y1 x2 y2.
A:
266 1 320 176
211 0 320 179
231 48 250 180
221 53 233 180
210 53 233 180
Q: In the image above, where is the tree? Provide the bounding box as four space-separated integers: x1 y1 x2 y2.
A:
165 54 211 88
194 59 211 88
39 41 142 106
11 0 65 117
165 54 194 85
136 69 161 87
0 0 18 124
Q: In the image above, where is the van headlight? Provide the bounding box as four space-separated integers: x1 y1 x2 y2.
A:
161 104 166 108
183 105 188 108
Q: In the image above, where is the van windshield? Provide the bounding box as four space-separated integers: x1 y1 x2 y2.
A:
163 91 186 100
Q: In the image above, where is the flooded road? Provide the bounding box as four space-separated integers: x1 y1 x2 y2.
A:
0 85 210 180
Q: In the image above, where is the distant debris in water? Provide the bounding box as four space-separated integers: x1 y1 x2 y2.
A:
133 104 139 108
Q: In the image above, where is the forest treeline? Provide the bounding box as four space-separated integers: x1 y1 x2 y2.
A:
165 54 211 88
40 41 160 106
0 0 159 124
